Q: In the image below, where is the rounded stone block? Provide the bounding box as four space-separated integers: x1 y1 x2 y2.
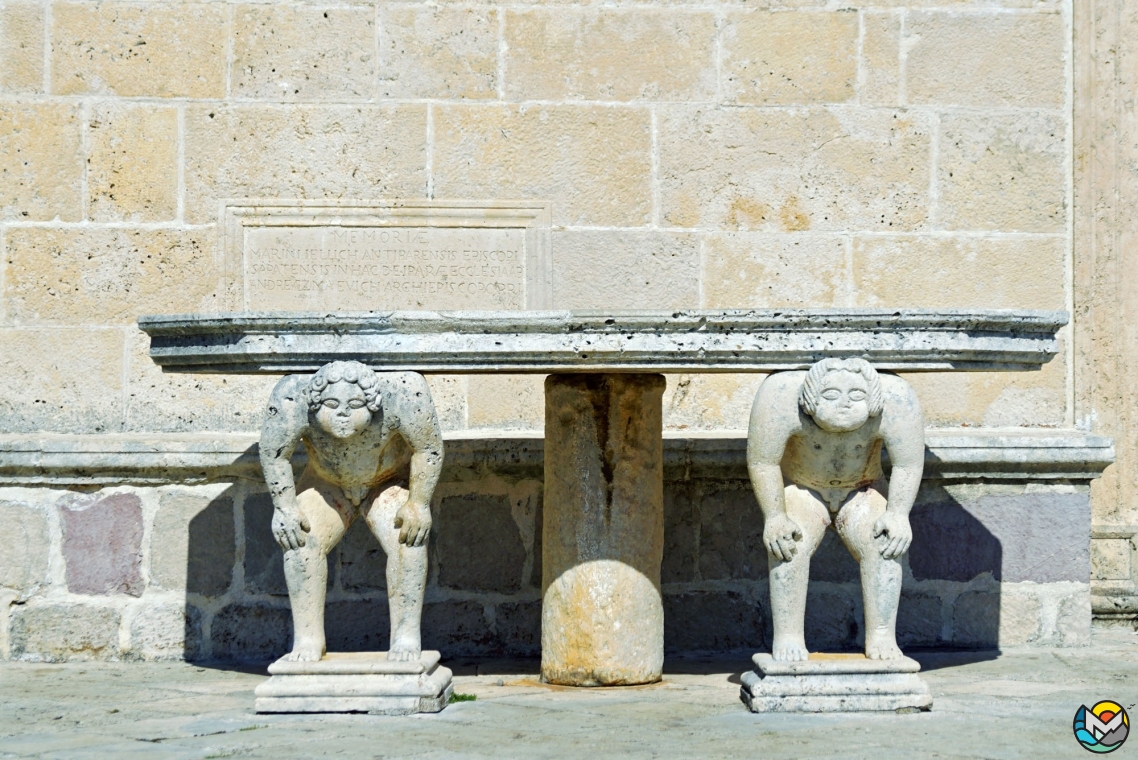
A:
542 373 665 686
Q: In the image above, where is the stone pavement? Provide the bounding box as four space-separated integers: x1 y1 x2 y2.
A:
2 629 1137 759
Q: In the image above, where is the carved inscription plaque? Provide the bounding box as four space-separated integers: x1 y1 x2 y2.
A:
223 201 551 311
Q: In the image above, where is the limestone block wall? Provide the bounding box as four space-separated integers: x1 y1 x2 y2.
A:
0 469 1089 662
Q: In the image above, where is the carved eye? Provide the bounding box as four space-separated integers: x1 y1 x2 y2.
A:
322 399 339 409
821 389 841 401
849 390 866 401
348 399 365 409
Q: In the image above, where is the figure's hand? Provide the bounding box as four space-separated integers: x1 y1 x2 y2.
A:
873 512 912 559
395 501 432 547
763 513 803 562
272 507 311 551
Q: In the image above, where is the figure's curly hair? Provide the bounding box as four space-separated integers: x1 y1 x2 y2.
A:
307 361 381 412
798 358 883 418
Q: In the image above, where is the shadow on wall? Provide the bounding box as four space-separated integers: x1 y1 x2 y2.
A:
181 473 1018 666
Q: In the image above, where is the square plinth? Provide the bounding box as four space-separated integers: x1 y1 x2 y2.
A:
741 653 932 713
254 651 453 715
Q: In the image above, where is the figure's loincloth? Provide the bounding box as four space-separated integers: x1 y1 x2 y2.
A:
792 477 886 513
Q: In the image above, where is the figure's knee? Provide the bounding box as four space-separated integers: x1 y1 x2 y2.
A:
835 487 887 561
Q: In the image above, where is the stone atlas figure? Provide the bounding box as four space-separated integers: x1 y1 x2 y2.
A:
260 360 444 663
747 357 925 662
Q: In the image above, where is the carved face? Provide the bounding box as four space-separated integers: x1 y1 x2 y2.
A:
313 381 372 439
810 370 871 433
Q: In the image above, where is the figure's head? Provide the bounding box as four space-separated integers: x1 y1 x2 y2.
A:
798 358 883 433
307 361 381 439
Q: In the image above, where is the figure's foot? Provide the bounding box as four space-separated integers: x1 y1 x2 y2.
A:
387 635 422 662
865 629 903 660
771 635 809 662
284 637 325 662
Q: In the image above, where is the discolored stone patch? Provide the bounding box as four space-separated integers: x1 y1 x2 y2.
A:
61 492 144 597
10 603 120 661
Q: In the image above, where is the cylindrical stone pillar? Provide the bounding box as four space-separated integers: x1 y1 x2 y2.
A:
541 373 665 686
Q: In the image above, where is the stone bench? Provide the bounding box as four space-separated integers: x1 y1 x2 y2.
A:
139 308 1071 687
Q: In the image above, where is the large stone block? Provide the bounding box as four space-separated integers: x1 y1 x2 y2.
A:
86 103 178 222
51 2 226 97
0 102 82 221
496 600 541 657
505 9 716 102
339 517 387 592
662 373 765 431
0 328 123 434
659 107 931 231
861 11 901 106
804 588 859 651
467 375 544 431
1091 538 1131 581
551 231 698 309
232 5 374 101
125 328 277 434
852 235 1065 309
953 589 1042 647
434 105 651 227
243 492 288 596
378 6 497 99
211 603 291 661
184 104 427 224
699 482 766 581
937 112 1066 232
422 600 498 657
896 591 943 647
5 228 221 325
437 494 527 593
0 1 44 93
61 492 144 597
663 591 765 653
128 603 202 661
0 501 48 594
722 11 858 105
902 362 1068 428
9 603 120 661
905 12 1064 107
325 600 390 652
151 491 234 597
701 233 847 307
1057 590 1091 645
662 483 697 584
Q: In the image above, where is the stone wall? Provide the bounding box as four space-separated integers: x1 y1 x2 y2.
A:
0 458 1090 662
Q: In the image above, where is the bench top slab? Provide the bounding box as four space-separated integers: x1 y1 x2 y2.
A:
138 308 1067 374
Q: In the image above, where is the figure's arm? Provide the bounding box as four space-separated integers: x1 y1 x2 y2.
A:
260 375 311 550
747 374 802 561
877 376 926 558
389 373 444 547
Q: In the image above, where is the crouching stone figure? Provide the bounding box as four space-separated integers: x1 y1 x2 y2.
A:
747 358 924 662
260 361 443 662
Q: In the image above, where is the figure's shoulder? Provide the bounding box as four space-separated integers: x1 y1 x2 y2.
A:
376 370 430 394
756 370 805 402
878 372 918 400
268 373 310 404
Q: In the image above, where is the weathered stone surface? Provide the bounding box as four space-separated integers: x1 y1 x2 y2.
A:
422 600 498 657
211 603 291 661
437 494 526 593
6 228 220 325
243 492 289 596
701 234 846 308
325 600 390 652
542 374 665 685
128 603 202 661
466 376 545 431
860 11 901 106
552 231 699 309
339 518 387 592
742 654 932 713
808 530 861 584
61 492 144 597
434 105 651 227
661 483 696 584
663 591 765 654
232 5 374 101
0 102 82 221
905 12 1064 107
953 589 1042 647
698 482 766 581
937 113 1066 232
87 103 178 223
1092 538 1131 581
0 1 44 93
10 603 120 661
496 600 541 657
51 2 225 97
379 6 497 99
151 491 234 597
1058 590 1092 645
0 328 123 434
0 501 48 593
183 104 427 224
722 11 858 105
663 374 766 432
505 9 715 102
804 589 859 651
659 107 931 231
896 592 943 647
852 236 1065 309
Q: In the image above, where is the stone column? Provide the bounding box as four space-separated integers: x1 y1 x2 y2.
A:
541 374 665 686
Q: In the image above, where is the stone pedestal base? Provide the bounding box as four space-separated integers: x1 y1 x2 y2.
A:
254 651 453 714
741 653 932 713
541 374 666 686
